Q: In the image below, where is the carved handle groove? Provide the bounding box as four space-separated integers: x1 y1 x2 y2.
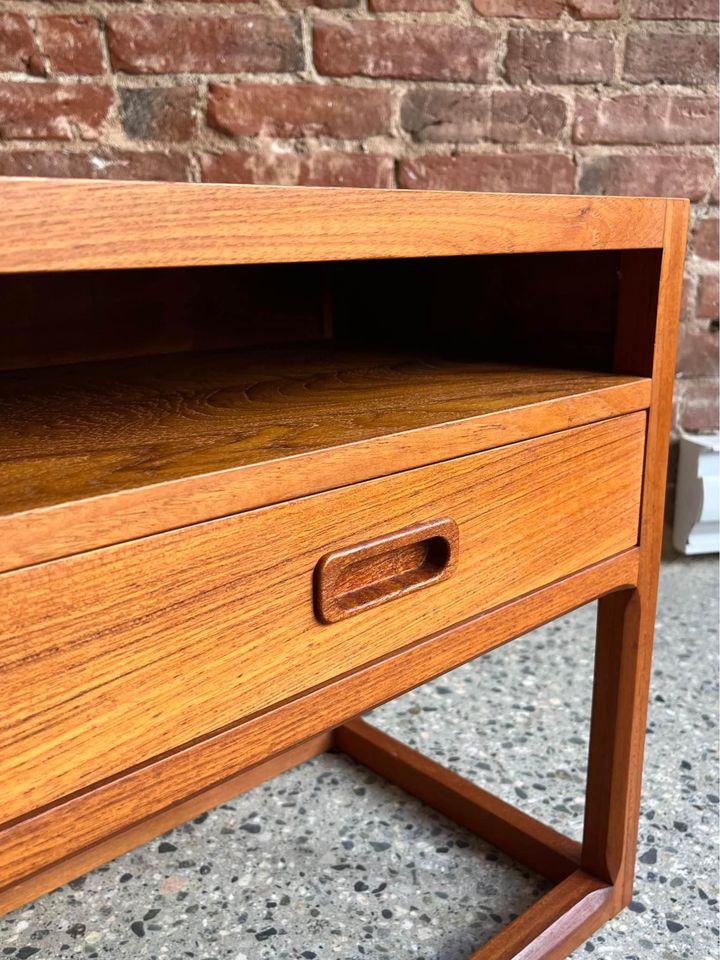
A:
314 518 459 624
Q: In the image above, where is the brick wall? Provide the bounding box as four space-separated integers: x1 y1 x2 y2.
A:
0 2 717 434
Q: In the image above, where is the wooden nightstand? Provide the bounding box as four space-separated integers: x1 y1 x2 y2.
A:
0 180 688 959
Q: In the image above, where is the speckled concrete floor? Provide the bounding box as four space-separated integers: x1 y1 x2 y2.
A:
2 556 717 960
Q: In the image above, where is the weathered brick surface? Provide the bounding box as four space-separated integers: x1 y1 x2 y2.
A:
474 0 564 15
693 218 719 262
402 90 566 143
491 92 567 142
580 155 715 200
0 148 191 180
0 149 96 178
202 150 394 188
120 88 196 142
280 0 358 8
0 0 715 437
565 0 620 15
680 379 719 432
208 84 392 138
0 13 42 74
574 95 718 145
36 16 104 76
697 274 719 319
314 22 494 81
401 91 491 143
0 82 113 140
624 33 718 84
677 328 719 376
630 0 718 18
108 15 302 75
97 150 192 181
475 0 618 16
505 30 614 84
398 154 576 194
370 0 456 10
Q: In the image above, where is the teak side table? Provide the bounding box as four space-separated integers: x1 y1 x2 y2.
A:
0 180 688 958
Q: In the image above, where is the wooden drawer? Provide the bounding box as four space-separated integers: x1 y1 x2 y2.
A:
0 412 645 825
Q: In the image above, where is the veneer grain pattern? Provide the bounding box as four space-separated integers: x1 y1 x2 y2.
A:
0 348 650 572
0 414 645 826
0 180 666 274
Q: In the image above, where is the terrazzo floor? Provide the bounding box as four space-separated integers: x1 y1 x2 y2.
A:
2 556 717 960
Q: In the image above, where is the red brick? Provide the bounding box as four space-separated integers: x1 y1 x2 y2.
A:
371 0 456 9
401 91 490 143
677 326 719 376
680 273 693 323
300 153 394 188
473 0 561 14
0 82 113 140
93 150 193 182
107 15 301 75
0 13 43 75
0 149 95 178
566 0 620 16
208 83 392 139
0 148 191 181
280 0 357 8
314 21 493 82
402 90 566 144
491 91 566 143
120 87 196 142
201 150 394 188
574 95 718 145
680 379 719 432
631 0 718 18
580 155 715 200
694 218 719 261
398 154 575 194
36 16 103 75
473 0 618 15
697 274 719 319
624 33 718 84
505 30 614 84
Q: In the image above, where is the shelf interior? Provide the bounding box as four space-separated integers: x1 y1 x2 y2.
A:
2 342 650 519
0 248 659 571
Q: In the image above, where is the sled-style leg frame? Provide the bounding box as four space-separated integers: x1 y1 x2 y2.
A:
332 583 651 959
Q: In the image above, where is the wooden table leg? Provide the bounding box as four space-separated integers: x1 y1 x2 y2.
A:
582 584 656 907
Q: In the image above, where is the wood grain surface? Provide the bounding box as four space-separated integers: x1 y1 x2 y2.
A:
0 183 688 957
582 198 689 907
0 414 645 827
0 345 650 572
0 548 639 906
0 180 667 274
0 262 327 373
470 870 614 960
314 517 460 623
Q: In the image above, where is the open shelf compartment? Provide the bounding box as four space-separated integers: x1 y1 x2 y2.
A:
0 242 659 572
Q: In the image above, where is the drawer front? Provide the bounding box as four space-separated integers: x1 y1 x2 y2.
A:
0 412 645 823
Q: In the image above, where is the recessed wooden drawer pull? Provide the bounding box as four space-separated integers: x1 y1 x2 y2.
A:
314 518 460 624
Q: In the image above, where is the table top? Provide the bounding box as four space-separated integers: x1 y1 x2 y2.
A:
0 178 679 274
